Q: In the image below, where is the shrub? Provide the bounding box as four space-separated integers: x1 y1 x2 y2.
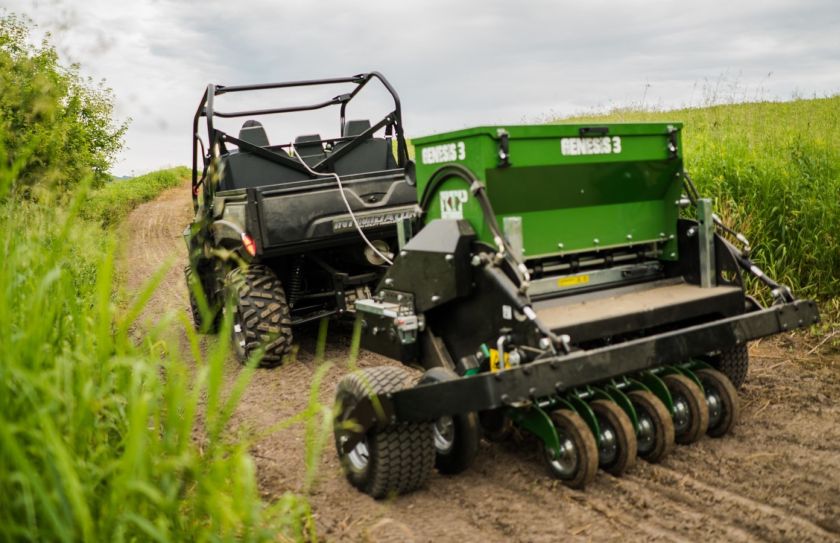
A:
0 13 127 197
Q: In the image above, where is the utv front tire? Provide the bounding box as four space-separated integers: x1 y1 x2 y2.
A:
226 265 292 367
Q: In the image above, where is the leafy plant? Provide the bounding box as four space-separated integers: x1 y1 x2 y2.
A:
0 13 127 197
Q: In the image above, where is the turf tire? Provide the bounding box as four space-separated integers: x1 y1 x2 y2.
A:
709 344 750 389
334 366 435 498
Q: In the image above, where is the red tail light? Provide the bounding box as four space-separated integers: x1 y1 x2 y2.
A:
241 233 257 257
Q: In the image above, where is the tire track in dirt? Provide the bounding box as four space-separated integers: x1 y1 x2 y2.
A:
122 182 840 542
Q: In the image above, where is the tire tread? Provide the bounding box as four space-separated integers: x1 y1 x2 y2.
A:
227 265 292 367
336 367 435 498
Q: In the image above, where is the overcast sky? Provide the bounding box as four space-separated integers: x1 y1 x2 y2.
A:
6 0 840 176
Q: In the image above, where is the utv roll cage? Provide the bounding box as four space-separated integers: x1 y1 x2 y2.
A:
191 71 410 210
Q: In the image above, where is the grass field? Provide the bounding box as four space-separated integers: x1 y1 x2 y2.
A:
562 96 840 319
0 172 314 542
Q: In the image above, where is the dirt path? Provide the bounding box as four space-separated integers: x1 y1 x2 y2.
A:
122 182 840 542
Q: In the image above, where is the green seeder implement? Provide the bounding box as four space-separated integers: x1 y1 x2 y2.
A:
332 122 819 497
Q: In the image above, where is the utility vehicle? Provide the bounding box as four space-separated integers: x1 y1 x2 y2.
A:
185 72 415 366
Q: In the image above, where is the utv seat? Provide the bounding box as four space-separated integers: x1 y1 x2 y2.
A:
219 120 308 190
294 134 326 166
238 119 270 148
332 119 397 176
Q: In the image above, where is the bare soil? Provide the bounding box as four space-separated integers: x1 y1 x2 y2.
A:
122 182 840 542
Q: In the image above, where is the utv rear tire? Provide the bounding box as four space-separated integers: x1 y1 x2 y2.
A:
334 366 435 498
184 265 220 333
709 344 749 389
226 265 292 367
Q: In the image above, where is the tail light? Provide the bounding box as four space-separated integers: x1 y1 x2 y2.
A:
241 233 257 257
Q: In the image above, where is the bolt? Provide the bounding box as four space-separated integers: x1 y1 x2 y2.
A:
669 252 677 258
687 227 697 237
529 387 538 398
400 250 408 257
470 255 482 266
580 189 585 194
384 278 394 286
557 242 565 249
445 254 454 262
431 295 441 303
626 234 633 240
593 238 600 244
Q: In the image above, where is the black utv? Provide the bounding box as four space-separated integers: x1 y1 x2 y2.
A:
185 72 417 366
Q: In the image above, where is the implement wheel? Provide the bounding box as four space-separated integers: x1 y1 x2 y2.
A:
627 390 675 463
544 409 599 489
418 368 480 475
663 374 709 445
226 265 292 367
334 366 435 499
590 400 637 476
479 409 513 442
696 368 740 437
709 344 750 389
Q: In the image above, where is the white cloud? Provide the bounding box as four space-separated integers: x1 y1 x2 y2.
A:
5 0 840 175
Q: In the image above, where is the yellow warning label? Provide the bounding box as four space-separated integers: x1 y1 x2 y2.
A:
489 349 511 372
557 274 590 288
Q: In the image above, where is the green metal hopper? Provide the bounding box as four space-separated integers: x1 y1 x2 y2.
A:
413 123 684 260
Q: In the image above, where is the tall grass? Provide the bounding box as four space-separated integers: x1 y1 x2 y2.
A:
563 96 840 316
0 177 314 541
